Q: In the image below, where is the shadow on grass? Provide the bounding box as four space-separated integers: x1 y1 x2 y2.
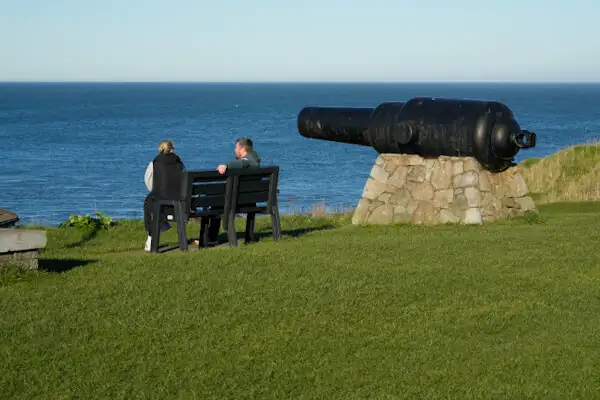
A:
142 224 336 254
39 258 99 273
261 224 336 239
218 223 337 244
65 225 103 249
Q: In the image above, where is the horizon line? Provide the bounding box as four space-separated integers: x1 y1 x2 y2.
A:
1 80 600 85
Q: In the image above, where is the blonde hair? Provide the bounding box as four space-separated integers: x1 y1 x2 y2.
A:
158 140 174 154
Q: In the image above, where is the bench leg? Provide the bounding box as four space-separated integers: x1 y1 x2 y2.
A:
175 202 188 251
227 212 238 247
271 207 282 241
222 214 229 232
244 212 256 244
151 203 162 253
198 217 210 247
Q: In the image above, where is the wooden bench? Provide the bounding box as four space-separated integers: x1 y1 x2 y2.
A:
150 166 282 252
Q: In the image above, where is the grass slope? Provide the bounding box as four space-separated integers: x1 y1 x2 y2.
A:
519 142 600 203
2 204 600 399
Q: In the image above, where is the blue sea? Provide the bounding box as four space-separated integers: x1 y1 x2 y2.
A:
1 83 599 226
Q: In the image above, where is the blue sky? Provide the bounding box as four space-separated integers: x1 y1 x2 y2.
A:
1 0 598 82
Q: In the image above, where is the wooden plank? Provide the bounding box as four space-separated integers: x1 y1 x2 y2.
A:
192 182 227 196
237 205 267 214
238 179 270 193
237 191 269 204
191 194 226 208
185 171 228 181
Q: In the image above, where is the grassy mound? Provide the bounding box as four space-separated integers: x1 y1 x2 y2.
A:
518 142 600 203
2 203 600 399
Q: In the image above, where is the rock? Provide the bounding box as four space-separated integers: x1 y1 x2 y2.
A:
424 159 437 180
407 155 425 166
393 204 407 215
501 197 516 208
433 189 454 209
463 208 483 224
493 182 507 199
394 211 413 223
453 161 464 176
450 194 469 215
479 173 491 192
351 200 371 225
481 191 494 207
412 182 434 201
369 204 394 225
362 178 387 200
406 199 420 215
381 159 399 174
387 167 409 188
378 193 391 203
431 161 453 190
515 196 537 211
411 201 437 224
370 164 389 184
509 174 529 198
407 166 426 183
464 187 481 207
463 158 482 172
390 188 413 206
439 209 460 223
453 171 479 188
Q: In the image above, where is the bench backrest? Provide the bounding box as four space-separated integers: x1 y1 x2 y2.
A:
179 166 279 215
180 170 234 215
230 166 279 213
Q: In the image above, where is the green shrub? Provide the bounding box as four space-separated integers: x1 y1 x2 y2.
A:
60 210 115 230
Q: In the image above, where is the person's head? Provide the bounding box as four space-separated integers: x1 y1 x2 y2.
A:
234 137 253 159
158 140 174 154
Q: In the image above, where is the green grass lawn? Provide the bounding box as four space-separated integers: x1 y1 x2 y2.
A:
2 203 600 399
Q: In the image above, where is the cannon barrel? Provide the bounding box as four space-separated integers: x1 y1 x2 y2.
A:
297 97 536 172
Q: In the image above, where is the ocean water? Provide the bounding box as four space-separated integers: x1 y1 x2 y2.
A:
1 82 599 226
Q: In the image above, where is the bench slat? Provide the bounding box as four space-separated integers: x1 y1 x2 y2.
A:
238 179 270 193
191 194 226 209
192 182 227 196
237 191 269 205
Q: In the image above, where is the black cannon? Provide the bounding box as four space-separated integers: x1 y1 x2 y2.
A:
297 97 536 172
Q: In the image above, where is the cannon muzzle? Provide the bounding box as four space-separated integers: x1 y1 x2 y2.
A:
297 107 374 146
297 97 537 172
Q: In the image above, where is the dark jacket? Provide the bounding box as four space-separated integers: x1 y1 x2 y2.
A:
226 150 261 169
151 153 185 199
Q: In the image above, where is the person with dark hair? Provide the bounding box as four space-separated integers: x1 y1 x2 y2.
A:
216 137 261 175
143 139 185 251
207 137 261 245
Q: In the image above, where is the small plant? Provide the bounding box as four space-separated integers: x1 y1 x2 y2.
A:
60 210 115 230
521 210 545 225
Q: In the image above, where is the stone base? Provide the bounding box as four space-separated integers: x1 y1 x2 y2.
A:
0 250 40 270
352 154 537 225
0 228 47 270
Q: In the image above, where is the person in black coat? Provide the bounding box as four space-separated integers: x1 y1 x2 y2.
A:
143 140 185 251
